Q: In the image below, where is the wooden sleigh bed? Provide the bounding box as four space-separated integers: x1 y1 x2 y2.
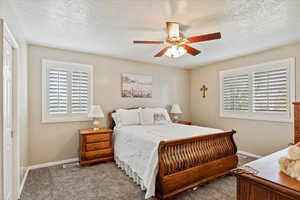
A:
109 108 238 200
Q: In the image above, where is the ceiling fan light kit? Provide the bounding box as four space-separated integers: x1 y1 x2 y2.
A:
133 22 221 58
165 45 187 58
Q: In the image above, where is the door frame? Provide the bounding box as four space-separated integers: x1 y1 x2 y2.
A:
1 20 20 200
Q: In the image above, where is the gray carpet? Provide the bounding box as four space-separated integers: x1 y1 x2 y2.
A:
20 154 256 200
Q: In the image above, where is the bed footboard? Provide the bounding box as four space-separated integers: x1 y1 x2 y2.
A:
156 130 238 199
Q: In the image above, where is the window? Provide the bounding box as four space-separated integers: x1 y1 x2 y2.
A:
220 58 295 122
42 60 93 123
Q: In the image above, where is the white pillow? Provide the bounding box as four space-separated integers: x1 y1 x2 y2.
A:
117 108 141 126
151 108 172 124
140 108 155 125
112 112 122 128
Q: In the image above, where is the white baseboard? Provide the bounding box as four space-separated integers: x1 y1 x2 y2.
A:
18 167 30 198
18 158 79 198
237 150 262 159
28 158 79 170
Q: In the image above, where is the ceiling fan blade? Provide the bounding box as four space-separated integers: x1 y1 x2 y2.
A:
154 47 169 57
166 22 180 39
186 32 221 43
133 40 164 44
182 44 201 56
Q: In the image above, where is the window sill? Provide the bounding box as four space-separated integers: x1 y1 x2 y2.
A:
220 113 292 123
41 117 91 123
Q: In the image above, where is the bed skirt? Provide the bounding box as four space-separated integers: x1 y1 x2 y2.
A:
115 155 147 191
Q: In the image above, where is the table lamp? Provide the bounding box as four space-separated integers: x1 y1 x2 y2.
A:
170 104 182 122
88 105 104 130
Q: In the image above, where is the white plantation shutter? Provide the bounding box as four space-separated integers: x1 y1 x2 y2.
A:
71 71 89 113
220 58 294 122
42 60 93 123
223 74 249 112
253 68 288 112
48 69 68 114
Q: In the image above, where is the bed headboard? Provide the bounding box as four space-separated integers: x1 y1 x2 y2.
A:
108 107 144 129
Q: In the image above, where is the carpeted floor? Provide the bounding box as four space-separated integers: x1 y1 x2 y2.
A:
20 154 256 200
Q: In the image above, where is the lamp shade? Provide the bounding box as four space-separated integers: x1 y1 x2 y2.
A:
170 104 182 114
88 105 104 118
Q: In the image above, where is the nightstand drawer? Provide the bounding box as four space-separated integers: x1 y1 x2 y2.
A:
86 141 111 151
85 148 113 160
85 134 110 143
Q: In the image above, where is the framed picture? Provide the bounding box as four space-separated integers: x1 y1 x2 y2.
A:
121 73 152 98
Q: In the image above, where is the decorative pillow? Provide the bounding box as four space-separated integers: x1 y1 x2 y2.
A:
116 108 141 126
151 108 171 124
140 108 155 125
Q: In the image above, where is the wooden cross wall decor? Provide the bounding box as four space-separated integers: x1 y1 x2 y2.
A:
200 85 208 98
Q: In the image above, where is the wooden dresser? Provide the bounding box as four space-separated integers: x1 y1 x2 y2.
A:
235 148 300 200
294 102 300 144
79 128 113 167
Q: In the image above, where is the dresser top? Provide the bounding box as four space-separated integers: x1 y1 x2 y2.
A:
79 128 113 135
240 148 300 192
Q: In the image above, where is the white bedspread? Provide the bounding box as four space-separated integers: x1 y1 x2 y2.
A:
113 123 223 199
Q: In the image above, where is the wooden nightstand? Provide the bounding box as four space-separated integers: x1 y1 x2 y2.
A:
174 120 192 125
79 128 113 167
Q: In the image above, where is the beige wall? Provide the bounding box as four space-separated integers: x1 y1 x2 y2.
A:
190 43 300 156
28 44 190 165
0 0 28 198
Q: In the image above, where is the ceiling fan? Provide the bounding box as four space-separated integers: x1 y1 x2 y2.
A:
133 22 221 58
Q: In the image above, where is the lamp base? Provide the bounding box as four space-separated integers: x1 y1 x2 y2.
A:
172 115 179 123
93 127 105 130
92 118 103 130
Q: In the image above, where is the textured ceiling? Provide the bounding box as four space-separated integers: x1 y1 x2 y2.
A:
10 0 300 68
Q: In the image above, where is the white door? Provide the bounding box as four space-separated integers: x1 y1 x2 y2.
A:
3 38 13 200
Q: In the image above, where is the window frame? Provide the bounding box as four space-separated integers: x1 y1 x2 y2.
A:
219 58 295 123
42 59 94 123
